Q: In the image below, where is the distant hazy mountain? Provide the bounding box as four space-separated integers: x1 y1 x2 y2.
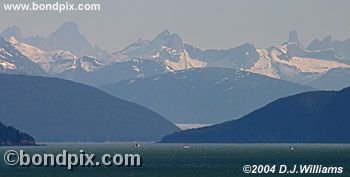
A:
162 87 350 143
0 25 24 41
0 74 179 142
307 68 350 90
4 22 107 58
307 36 333 51
0 37 45 75
185 34 349 84
307 35 350 61
186 43 260 70
0 122 36 146
101 68 313 124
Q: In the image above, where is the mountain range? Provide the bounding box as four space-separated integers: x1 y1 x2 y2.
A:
0 37 45 75
101 68 313 124
0 74 179 142
307 35 350 61
1 23 350 89
1 22 107 57
1 22 350 144
185 33 349 85
162 87 350 143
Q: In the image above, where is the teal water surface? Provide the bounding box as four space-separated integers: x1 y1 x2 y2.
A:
0 143 349 177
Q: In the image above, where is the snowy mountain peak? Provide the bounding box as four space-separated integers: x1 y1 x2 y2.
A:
8 36 46 63
77 56 103 72
5 37 102 74
110 30 205 71
247 41 350 83
282 42 305 58
0 37 44 75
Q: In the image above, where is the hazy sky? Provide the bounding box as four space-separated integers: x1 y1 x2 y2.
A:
1 0 349 52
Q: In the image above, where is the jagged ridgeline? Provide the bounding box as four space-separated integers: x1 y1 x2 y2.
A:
1 24 350 89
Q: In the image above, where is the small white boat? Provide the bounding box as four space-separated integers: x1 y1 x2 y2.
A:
183 145 190 149
134 143 141 148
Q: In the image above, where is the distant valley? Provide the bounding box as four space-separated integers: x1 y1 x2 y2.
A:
162 87 350 143
101 67 313 124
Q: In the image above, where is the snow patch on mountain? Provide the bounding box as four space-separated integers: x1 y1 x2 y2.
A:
0 60 16 70
280 57 348 73
0 37 45 75
8 37 46 62
109 30 206 72
270 43 349 72
79 56 103 72
8 37 102 74
247 49 279 79
247 43 350 82
165 50 206 71
0 48 13 58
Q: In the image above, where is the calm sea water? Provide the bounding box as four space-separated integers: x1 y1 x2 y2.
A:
0 143 349 177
